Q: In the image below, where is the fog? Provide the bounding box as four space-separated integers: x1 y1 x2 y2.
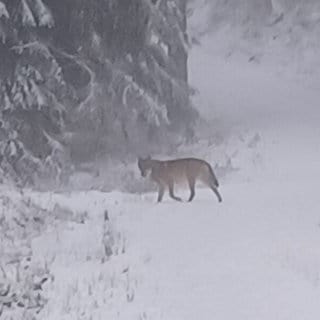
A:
1 1 320 319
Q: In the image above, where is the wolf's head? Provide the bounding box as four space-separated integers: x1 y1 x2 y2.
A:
137 155 152 177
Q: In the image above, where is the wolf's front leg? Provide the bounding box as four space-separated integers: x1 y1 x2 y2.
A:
157 184 165 202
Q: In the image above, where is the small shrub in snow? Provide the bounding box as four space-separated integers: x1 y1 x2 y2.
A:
102 210 126 263
0 195 54 319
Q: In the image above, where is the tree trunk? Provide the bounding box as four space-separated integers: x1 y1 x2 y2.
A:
174 0 188 82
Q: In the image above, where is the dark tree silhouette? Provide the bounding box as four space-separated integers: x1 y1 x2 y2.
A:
0 0 197 186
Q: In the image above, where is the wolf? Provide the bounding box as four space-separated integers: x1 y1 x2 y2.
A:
138 156 222 203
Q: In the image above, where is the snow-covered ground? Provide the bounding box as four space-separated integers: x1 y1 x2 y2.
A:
2 4 320 320
3 125 320 319
2 76 320 319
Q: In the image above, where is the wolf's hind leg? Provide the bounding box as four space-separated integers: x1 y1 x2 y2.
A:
187 177 196 202
168 181 182 202
210 183 222 202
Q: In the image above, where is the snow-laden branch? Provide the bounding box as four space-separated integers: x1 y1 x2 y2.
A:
49 46 96 112
0 1 9 19
142 0 188 54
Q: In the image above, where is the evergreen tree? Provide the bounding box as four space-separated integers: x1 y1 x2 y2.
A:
0 0 197 187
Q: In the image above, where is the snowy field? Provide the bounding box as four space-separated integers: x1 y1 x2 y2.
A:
2 122 320 320
2 4 320 320
2 64 320 319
